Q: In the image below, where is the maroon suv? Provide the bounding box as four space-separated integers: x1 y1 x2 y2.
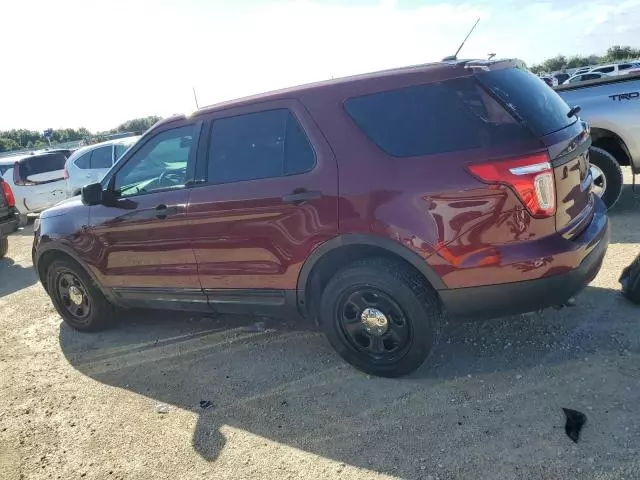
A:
33 59 609 377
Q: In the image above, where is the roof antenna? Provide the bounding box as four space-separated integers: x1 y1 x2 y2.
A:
442 17 480 61
192 87 200 109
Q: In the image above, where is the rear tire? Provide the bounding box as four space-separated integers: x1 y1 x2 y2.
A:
45 258 115 332
589 146 623 209
0 237 8 258
320 258 442 378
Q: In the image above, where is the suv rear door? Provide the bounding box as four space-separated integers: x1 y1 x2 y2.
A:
187 99 338 312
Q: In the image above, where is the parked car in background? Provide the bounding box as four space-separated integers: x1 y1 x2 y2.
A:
563 72 609 85
552 72 570 84
34 59 609 377
0 150 72 225
572 67 592 76
64 136 141 196
589 62 640 76
540 75 558 87
555 74 640 208
0 175 20 258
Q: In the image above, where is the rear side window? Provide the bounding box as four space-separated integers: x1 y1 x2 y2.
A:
114 143 131 160
207 109 315 184
593 66 615 74
344 76 534 157
476 67 574 137
74 152 91 169
90 146 113 169
18 153 66 179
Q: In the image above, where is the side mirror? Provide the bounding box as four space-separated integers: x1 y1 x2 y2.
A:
81 183 104 206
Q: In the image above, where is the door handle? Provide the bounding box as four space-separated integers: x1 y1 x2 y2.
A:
154 204 180 219
282 190 322 205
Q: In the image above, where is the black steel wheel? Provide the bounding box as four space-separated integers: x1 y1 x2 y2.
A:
55 270 92 323
337 287 412 360
320 258 441 377
46 258 115 332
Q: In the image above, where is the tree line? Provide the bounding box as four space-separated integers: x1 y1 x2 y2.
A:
530 45 640 74
0 116 161 153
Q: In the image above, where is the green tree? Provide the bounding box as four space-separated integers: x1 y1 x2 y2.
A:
0 137 20 153
111 116 161 134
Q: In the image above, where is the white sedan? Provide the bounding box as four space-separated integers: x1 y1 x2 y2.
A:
562 72 610 85
64 136 140 196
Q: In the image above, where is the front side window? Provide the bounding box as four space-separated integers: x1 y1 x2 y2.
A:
90 146 113 169
207 109 315 184
113 125 195 197
594 66 615 74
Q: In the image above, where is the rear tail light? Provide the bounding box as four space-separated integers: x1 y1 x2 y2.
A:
63 162 69 180
1 180 16 208
13 161 35 186
467 152 556 218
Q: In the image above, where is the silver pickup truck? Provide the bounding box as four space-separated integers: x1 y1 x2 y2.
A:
555 75 640 208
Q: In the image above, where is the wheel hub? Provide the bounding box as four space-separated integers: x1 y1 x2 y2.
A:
360 307 389 336
68 285 84 306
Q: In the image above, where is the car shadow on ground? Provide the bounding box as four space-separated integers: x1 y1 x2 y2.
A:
0 257 36 298
58 283 640 478
608 182 640 244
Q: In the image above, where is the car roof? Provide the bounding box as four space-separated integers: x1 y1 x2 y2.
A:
154 58 523 128
67 136 141 159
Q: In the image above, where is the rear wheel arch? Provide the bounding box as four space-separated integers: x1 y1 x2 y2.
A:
296 234 445 322
590 128 632 167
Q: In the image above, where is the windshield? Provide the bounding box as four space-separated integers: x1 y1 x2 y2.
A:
476 67 575 137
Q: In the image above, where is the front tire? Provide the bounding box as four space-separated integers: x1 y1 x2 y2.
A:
46 258 115 332
589 146 623 209
320 258 442 378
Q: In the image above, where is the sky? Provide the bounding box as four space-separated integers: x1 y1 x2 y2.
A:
1 0 640 132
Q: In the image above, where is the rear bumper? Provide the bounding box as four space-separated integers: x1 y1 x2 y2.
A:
440 198 610 320
0 216 19 237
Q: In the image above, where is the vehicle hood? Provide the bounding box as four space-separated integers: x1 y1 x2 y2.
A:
40 196 87 220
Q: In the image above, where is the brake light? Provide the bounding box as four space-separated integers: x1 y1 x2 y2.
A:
63 162 69 180
467 152 556 217
1 180 16 208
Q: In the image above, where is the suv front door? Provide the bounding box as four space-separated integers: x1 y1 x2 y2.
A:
187 100 338 312
86 121 208 310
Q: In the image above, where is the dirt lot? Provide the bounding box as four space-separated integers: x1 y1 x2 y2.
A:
1 174 639 480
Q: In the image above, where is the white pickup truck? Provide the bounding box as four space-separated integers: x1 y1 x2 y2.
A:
555 75 640 208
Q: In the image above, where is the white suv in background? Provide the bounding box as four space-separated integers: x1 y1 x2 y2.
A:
65 136 140 196
589 62 640 76
0 149 73 224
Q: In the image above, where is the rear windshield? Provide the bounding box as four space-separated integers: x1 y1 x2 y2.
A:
18 153 67 179
344 76 534 157
475 67 574 137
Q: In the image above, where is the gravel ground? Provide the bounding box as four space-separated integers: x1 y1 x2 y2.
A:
1 172 639 480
